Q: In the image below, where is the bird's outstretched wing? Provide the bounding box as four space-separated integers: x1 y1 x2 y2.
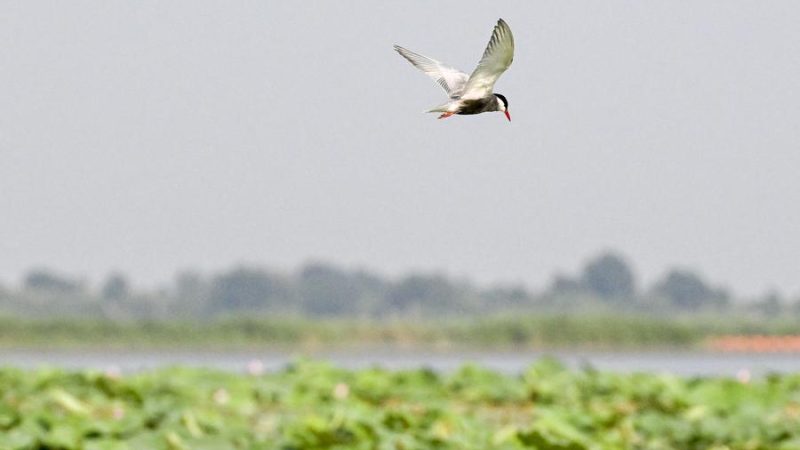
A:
393 45 470 98
460 19 514 100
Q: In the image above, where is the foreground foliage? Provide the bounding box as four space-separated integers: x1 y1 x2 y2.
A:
2 360 800 449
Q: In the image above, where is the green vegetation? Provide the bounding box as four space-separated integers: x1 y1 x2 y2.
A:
1 360 799 449
1 314 799 350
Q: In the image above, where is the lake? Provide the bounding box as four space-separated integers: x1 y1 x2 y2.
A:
1 349 799 377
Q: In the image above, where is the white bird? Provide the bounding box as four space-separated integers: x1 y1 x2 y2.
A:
394 18 514 121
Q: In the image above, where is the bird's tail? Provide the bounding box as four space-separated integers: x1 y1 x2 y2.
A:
425 101 454 113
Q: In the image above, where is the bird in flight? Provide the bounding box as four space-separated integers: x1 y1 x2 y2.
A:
394 19 514 121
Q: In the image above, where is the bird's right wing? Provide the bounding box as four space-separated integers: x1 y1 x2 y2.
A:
460 19 514 100
393 45 470 98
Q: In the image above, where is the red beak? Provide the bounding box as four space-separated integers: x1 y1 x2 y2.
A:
504 110 511 122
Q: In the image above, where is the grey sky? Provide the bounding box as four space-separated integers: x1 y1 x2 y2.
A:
1 1 798 297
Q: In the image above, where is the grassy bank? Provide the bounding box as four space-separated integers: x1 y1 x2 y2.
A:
1 314 798 350
1 360 799 449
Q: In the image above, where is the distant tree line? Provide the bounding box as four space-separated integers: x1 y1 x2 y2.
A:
545 253 731 311
0 252 795 320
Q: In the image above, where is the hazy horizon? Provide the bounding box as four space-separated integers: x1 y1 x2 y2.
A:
2 2 799 297
0 250 777 302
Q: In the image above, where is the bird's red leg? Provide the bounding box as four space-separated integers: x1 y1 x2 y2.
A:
438 112 455 119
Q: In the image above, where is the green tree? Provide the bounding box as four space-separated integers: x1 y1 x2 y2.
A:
548 274 584 296
298 263 364 316
754 290 782 317
479 284 532 311
23 269 84 294
101 272 130 301
387 274 468 314
173 271 210 307
207 267 293 314
580 253 636 300
652 269 728 310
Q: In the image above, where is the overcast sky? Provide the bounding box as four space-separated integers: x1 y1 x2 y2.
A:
1 1 799 297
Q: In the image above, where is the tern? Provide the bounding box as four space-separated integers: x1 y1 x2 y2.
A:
394 19 514 121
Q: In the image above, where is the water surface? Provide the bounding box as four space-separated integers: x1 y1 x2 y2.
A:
1 349 797 377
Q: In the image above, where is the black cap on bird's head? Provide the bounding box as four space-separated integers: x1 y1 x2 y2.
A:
494 93 511 121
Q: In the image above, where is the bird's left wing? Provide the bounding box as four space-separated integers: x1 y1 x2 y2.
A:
394 45 470 98
460 19 514 100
